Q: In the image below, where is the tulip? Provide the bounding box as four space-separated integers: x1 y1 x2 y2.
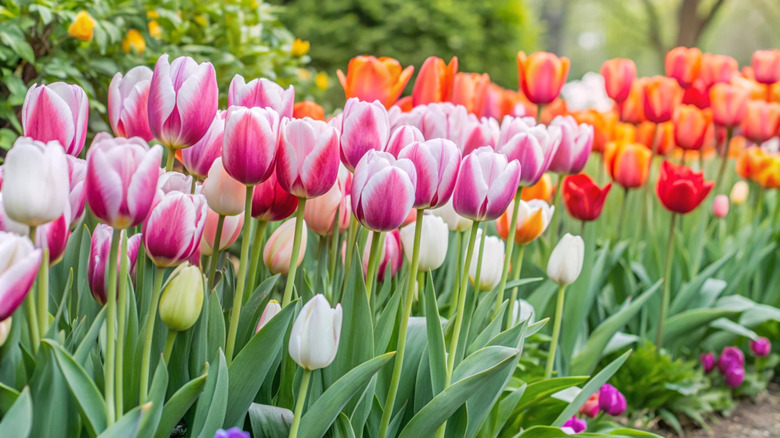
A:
181 111 225 180
562 174 612 222
735 146 769 181
510 299 536 326
598 384 627 416
263 218 307 275
148 54 218 149
293 101 325 121
340 98 390 171
351 151 417 231
0 232 43 320
222 106 280 185
701 352 716 373
497 115 536 146
86 136 163 229
600 58 636 103
709 83 749 127
430 198 472 232
752 49 780 85
143 193 207 267
214 428 250 438
228 75 294 118
754 157 780 189
87 225 141 305
412 56 458 106
108 66 154 141
450 72 491 115
66 156 87 227
398 139 461 209
337 56 414 108
362 230 403 282
0 317 10 347
2 137 69 227
681 78 710 109
636 121 675 157
730 180 749 205
22 83 88 156
496 199 554 244
740 101 780 143
665 47 702 88
562 417 586 434
521 173 555 203
643 76 680 124
255 300 282 333
701 54 738 87
713 195 729 218
200 210 244 256
386 125 425 158
201 158 247 216
604 141 652 189
580 393 600 418
674 105 712 151
656 161 713 214
460 116 500 156
724 365 745 388
252 172 299 222
419 103 469 143
718 346 745 374
158 264 204 332
289 294 343 370
548 116 594 174
750 337 771 357
277 118 341 198
516 51 570 105
36 213 70 265
0 193 31 235
572 109 617 153
399 214 448 272
547 233 584 286
68 10 95 41
157 171 193 195
304 182 343 236
500 125 561 186
452 146 521 222
468 232 504 291
619 78 647 124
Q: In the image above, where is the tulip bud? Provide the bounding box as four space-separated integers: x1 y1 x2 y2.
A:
351 151 417 231
22 83 89 156
750 337 771 357
718 346 745 374
228 75 294 118
452 146 521 222
340 98 390 171
304 182 342 236
600 58 636 103
108 66 154 141
713 195 729 219
516 51 570 104
143 193 207 267
0 233 42 320
362 230 403 282
399 214 448 272
181 111 225 180
87 225 141 305
201 158 247 216
598 384 626 416
510 299 536 326
158 265 204 332
263 218 307 275
752 49 780 85
562 416 586 434
730 181 749 205
251 172 299 222
200 210 244 256
724 365 745 387
386 125 425 158
337 55 414 108
580 393 600 418
701 352 716 373
398 139 461 209
430 198 472 232
412 56 458 106
277 118 340 198
468 232 504 291
289 294 343 370
255 300 282 333
0 317 11 347
496 199 554 244
547 233 584 286
222 106 280 185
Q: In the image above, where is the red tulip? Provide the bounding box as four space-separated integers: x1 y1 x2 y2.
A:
562 174 612 221
517 51 570 104
681 79 710 109
277 118 341 198
601 58 636 103
665 47 702 88
251 171 299 222
656 161 713 214
412 56 458 106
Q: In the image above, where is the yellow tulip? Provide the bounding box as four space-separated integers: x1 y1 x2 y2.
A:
290 39 310 57
148 20 162 39
121 29 146 54
68 10 96 42
315 72 329 90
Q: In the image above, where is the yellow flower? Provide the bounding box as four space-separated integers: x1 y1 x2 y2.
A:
122 29 146 54
194 14 208 27
148 20 162 39
68 10 96 42
147 10 159 19
290 39 310 57
315 72 329 90
298 68 312 81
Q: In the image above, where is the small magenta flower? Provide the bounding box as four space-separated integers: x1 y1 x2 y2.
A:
562 416 586 434
750 337 771 357
724 365 745 388
718 346 745 374
701 352 716 373
228 75 294 119
451 146 521 222
339 98 390 171
398 138 461 209
351 150 417 231
598 384 626 416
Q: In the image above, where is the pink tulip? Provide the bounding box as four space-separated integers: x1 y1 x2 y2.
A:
66 156 87 227
37 212 71 265
0 232 43 320
340 98 390 171
452 146 521 221
87 225 141 305
548 115 594 174
22 82 88 156
85 136 163 229
713 194 729 218
460 116 499 155
148 54 218 149
386 125 425 158
263 218 308 275
398 139 461 209
143 193 207 267
276 118 340 198
255 300 282 333
252 171 299 222
752 50 780 85
157 171 193 195
182 111 225 180
351 150 417 231
389 105 426 131
750 337 771 357
724 366 744 388
304 182 343 236
499 124 560 186
228 75 294 119
200 209 244 256
362 230 403 282
497 115 537 146
223 106 280 185
701 352 716 373
201 158 247 216
108 66 154 141
419 103 469 143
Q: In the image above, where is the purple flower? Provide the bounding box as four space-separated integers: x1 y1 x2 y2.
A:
724 366 744 388
598 384 626 416
562 416 586 434
214 428 249 438
701 352 716 373
750 337 771 357
718 346 745 374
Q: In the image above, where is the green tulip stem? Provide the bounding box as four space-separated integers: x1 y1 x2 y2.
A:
340 220 359 300
447 231 465 318
282 198 307 307
104 228 122 426
495 188 523 317
206 214 226 288
548 175 562 257
378 211 423 438
327 214 341 296
245 219 268 304
655 213 677 351
536 104 544 123
364 231 384 300
36 247 49 341
165 147 175 172
715 127 734 195
545 284 567 378
26 227 39 354
139 266 165 402
288 368 312 438
616 187 629 240
506 244 526 328
114 232 128 419
226 186 255 365
163 331 177 363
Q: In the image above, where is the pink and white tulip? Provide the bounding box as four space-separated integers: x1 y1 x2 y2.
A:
363 230 403 282
223 106 280 185
460 116 499 155
201 158 247 216
548 115 594 174
398 139 461 209
66 156 87 227
263 218 308 275
143 193 207 267
499 124 561 186
276 118 340 198
255 300 282 333
182 111 225 179
87 225 141 305
200 210 244 256
108 66 154 141
22 82 88 156
251 171 299 222
0 232 43 320
386 125 425 158
228 75 294 119
351 150 417 231
157 171 193 195
452 146 521 221
148 54 218 149
419 103 469 143
0 194 70 264
498 115 537 145
340 98 390 171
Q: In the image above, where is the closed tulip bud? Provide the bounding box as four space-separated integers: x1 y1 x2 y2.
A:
701 352 716 373
340 98 390 171
264 218 307 275
181 111 225 179
562 174 611 222
643 76 680 124
700 54 738 87
399 214 448 272
143 193 207 267
277 118 340 198
598 384 626 416
22 82 89 156
289 294 342 370
398 139 461 209
87 225 141 305
252 172 299 222
750 337 771 357
460 116 500 156
450 72 491 116
452 147 521 221
293 101 325 121
549 116 594 174
562 417 587 434
86 136 163 229
709 83 748 127
304 182 342 236
255 300 282 333
337 56 414 108
730 181 749 205
68 10 96 41
108 66 154 141
740 101 780 143
516 51 570 105
412 56 458 106
362 230 403 282
200 210 243 256
0 317 10 347
656 162 713 214
431 198 472 232
580 393 600 418
351 151 417 231
0 233 42 320
713 195 729 218
547 233 584 286
496 199 554 244
148 54 218 149
201 158 247 216
158 265 204 332
468 233 504 291
674 105 712 150
500 125 561 186
228 75 294 118
752 50 780 85
601 58 636 103
718 346 745 374
386 125 425 158
724 365 745 387
419 103 469 143
2 137 69 226
604 141 652 189
223 106 280 185
665 47 703 88
498 115 537 146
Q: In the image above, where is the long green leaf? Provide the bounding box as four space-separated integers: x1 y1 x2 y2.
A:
424 276 447 396
192 350 229 438
97 403 149 438
0 386 32 437
154 369 209 438
137 360 169 438
511 377 587 415
247 403 293 438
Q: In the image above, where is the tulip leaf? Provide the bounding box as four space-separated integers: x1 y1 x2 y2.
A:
493 384 526 435
424 275 447 396
191 349 228 438
510 376 588 417
655 308 740 345
235 274 280 352
671 250 734 314
154 368 209 438
224 302 295 428
297 352 395 438
207 290 226 355
0 386 32 437
136 359 169 438
374 283 402 355
247 403 293 438
332 412 356 438
502 277 545 291
96 403 149 438
74 306 106 365
0 382 20 415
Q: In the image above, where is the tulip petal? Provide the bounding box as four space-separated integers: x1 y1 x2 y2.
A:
0 248 42 320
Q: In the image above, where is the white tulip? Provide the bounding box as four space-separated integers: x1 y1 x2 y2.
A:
2 137 69 226
255 300 282 333
547 233 584 286
289 294 343 370
511 299 536 326
468 231 504 291
0 317 11 347
399 214 448 272
430 198 472 232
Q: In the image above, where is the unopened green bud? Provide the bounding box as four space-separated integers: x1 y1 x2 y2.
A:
159 265 204 332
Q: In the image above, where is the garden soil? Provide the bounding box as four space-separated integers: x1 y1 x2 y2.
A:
685 384 780 437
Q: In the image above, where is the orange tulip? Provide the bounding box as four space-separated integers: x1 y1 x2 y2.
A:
293 101 325 121
521 173 555 203
394 96 414 112
337 56 414 108
601 58 636 103
613 123 636 142
643 76 680 123
481 84 515 120
709 83 748 127
517 51 570 105
636 121 674 156
755 156 780 188
735 146 771 180
752 50 780 85
700 53 738 87
604 140 652 188
412 56 458 106
121 29 146 54
771 83 780 104
572 109 617 153
496 200 554 245
740 101 780 143
540 98 568 124
450 72 491 116
674 105 712 150
68 10 96 42
619 78 647 124
665 47 702 88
